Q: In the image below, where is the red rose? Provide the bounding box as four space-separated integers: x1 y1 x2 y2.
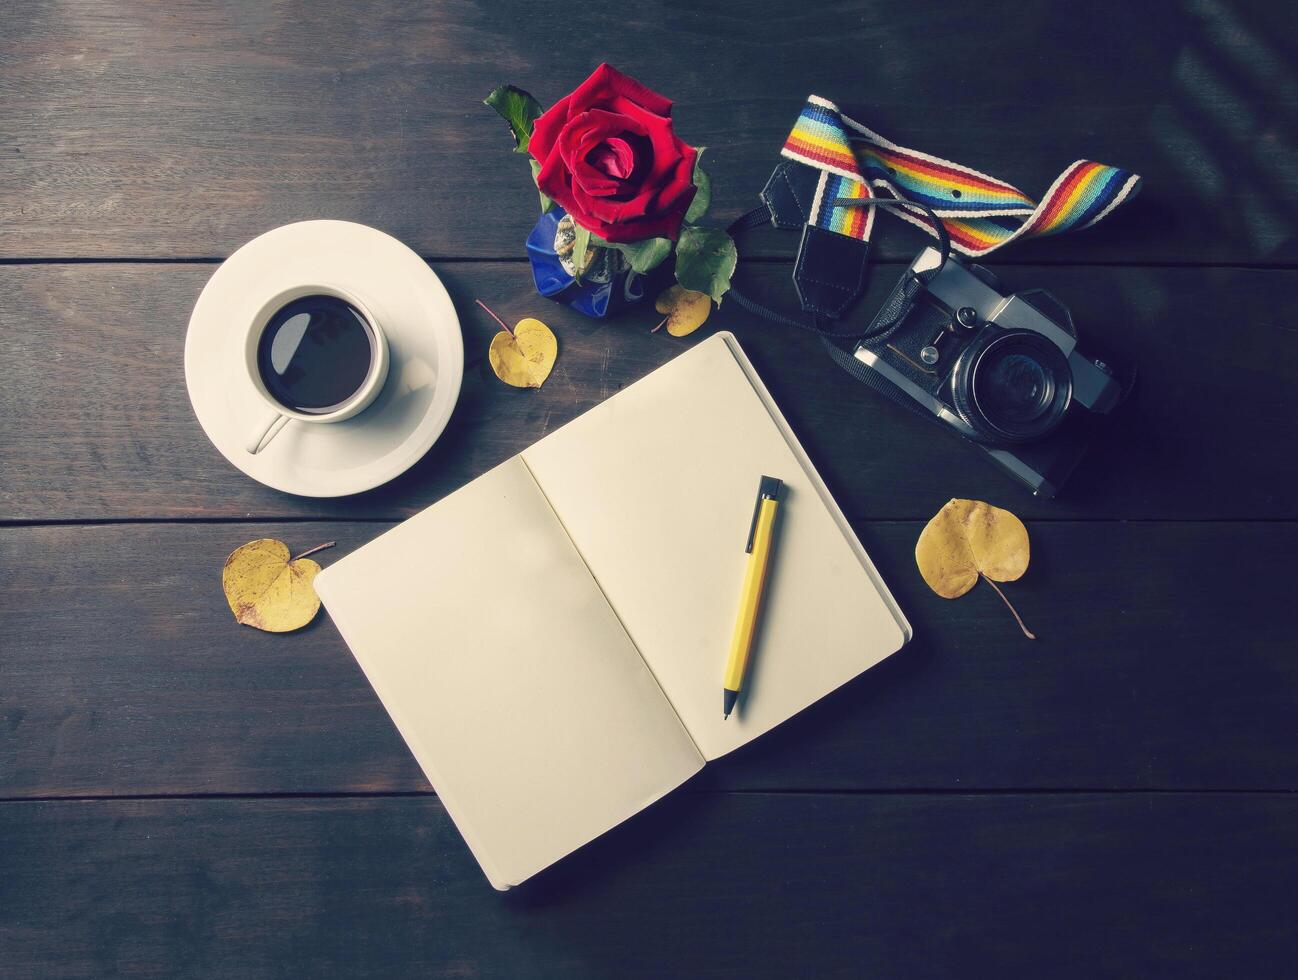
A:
530 64 698 244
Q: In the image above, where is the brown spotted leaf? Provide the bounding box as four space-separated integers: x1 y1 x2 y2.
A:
489 317 557 388
222 539 332 633
654 285 711 337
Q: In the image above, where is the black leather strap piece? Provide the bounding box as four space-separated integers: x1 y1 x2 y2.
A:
759 161 819 228
726 270 863 338
725 176 952 340
793 224 870 318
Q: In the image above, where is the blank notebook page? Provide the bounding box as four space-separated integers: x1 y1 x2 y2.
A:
523 333 908 761
313 457 704 889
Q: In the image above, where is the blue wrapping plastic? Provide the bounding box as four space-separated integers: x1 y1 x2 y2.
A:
526 208 653 318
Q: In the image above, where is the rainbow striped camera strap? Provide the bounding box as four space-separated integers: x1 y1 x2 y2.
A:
782 95 1142 257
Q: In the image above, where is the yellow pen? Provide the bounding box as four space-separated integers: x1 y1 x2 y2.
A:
723 475 783 719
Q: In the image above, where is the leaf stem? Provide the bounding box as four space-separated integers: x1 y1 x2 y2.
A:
651 318 667 333
980 573 1036 640
292 541 336 562
475 299 513 335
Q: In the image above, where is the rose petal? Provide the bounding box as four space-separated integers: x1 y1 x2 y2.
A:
596 208 692 243
610 98 687 185
590 138 635 179
565 63 673 119
652 146 700 213
568 180 634 224
536 149 576 204
564 111 652 200
573 142 651 199
531 64 692 241
570 143 694 238
529 92 574 164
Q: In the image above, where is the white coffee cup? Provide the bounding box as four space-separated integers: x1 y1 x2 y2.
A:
243 284 390 454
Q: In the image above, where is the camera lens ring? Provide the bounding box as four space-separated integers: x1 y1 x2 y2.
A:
950 329 1072 443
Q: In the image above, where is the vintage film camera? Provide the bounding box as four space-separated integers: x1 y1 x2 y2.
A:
853 248 1126 497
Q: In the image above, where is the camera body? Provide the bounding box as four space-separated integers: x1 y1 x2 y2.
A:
853 248 1125 497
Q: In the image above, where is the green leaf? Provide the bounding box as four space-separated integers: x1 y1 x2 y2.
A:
613 236 674 274
571 222 592 284
528 158 554 214
685 150 710 224
674 227 737 304
590 233 672 275
484 85 544 154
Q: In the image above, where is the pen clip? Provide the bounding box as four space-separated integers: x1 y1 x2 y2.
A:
745 475 783 553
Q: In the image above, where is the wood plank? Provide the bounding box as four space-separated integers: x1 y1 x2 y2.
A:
4 520 1295 798
2 261 1296 523
2 1 1295 263
3 793 1295 978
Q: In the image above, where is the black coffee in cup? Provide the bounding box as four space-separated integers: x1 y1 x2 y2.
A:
256 294 375 413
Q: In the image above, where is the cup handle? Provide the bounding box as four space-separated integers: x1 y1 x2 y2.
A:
245 410 290 454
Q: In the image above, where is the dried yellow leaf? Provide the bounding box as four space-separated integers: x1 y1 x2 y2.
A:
915 498 1035 638
222 538 331 633
488 317 557 388
654 285 711 337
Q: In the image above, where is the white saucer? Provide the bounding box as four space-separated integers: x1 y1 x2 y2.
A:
185 220 464 497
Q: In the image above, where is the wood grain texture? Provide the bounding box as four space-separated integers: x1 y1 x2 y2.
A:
2 1 1296 263
3 793 1296 979
3 261 1297 524
4 2 1297 972
4 520 1296 798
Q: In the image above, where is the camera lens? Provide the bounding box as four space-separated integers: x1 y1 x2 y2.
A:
979 350 1054 423
951 330 1072 443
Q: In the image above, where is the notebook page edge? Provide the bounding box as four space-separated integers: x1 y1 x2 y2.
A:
315 455 704 889
515 452 708 771
690 332 910 761
717 331 913 645
315 555 511 891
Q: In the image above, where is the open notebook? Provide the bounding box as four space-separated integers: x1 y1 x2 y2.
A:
315 332 909 889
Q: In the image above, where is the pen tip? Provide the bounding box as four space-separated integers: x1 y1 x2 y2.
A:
723 711 731 720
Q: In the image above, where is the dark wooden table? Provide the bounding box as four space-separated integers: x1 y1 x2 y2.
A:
3 2 1297 977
